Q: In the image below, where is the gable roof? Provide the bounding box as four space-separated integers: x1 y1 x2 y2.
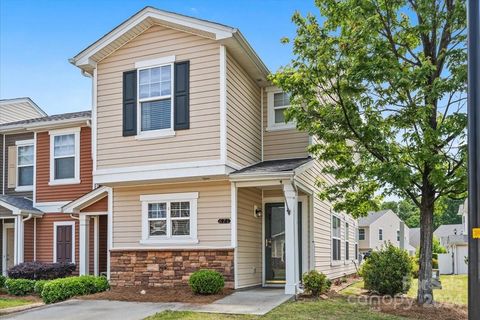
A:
358 210 395 227
0 195 43 216
0 97 47 124
70 6 270 85
434 224 464 237
0 110 91 133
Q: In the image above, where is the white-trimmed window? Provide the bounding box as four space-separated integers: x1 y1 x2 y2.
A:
49 128 80 185
345 222 350 261
332 215 341 261
16 140 34 191
397 230 400 242
140 192 198 244
266 88 295 131
136 56 175 139
359 228 365 240
378 228 383 241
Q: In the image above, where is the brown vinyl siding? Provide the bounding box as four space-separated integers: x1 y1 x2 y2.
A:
112 180 231 248
236 187 262 288
226 51 261 168
3 133 34 198
24 219 35 262
96 24 221 170
34 214 79 268
35 127 93 202
262 92 310 161
81 196 108 212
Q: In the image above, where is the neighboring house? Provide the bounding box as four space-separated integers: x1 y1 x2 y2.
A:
409 227 420 249
358 210 414 255
0 98 47 124
0 111 107 276
63 6 360 295
435 201 468 274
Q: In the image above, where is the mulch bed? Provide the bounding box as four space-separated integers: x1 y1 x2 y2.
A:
0 291 42 303
79 286 233 304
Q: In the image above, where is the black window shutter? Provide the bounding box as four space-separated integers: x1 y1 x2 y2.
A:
174 61 190 130
123 70 137 136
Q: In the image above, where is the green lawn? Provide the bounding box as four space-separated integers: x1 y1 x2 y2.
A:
145 298 406 320
0 297 35 309
341 275 467 305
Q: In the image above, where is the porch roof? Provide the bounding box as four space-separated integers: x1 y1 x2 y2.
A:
0 195 43 216
62 186 109 213
230 157 312 178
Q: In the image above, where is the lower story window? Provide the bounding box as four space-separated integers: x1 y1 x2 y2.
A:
332 215 341 261
141 192 198 244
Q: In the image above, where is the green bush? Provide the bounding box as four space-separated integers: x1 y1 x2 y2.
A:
5 278 36 296
34 280 49 295
432 258 439 269
41 275 109 304
188 269 224 295
0 275 6 288
362 244 413 296
411 256 419 279
302 270 331 296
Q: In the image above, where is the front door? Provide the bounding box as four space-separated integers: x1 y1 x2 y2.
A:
265 203 286 283
56 225 73 263
6 227 15 270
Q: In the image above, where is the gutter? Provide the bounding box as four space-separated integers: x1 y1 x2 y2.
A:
0 118 91 133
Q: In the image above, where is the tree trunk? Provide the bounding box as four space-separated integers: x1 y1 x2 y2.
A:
417 187 435 304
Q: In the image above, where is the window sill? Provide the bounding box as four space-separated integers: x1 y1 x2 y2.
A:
266 124 296 132
135 130 176 141
330 260 343 267
140 238 199 245
15 186 33 192
49 178 81 186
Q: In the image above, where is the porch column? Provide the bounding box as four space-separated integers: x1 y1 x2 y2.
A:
17 217 24 264
79 215 89 275
283 183 299 295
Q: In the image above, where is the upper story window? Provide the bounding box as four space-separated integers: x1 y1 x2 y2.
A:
378 228 383 241
359 228 365 240
139 65 173 132
332 215 341 261
16 140 34 191
49 128 80 186
266 88 295 131
140 192 198 244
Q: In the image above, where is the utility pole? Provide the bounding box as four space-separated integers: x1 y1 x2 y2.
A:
467 0 480 319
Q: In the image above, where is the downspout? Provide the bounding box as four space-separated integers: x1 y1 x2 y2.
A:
33 217 36 261
70 214 80 221
260 87 264 162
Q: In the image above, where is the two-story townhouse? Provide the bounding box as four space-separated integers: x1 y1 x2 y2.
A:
358 210 415 255
0 110 106 276
65 6 359 295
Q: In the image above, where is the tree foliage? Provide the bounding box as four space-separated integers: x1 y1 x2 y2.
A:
271 0 467 304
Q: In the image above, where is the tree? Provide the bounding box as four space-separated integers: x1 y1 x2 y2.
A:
271 0 467 304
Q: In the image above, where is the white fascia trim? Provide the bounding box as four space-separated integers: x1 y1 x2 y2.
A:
0 119 90 134
0 201 21 215
35 201 70 213
15 139 34 146
219 45 227 164
72 7 234 67
93 161 236 184
135 55 175 68
62 186 109 213
53 221 76 263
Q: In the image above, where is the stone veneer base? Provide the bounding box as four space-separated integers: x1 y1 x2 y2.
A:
109 249 234 288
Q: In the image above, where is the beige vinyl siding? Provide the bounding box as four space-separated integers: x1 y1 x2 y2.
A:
295 159 358 279
236 187 262 288
226 51 261 168
112 180 231 248
262 92 310 161
96 24 221 169
359 226 370 251
0 101 43 124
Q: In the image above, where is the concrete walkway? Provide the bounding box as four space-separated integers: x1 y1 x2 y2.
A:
0 288 293 319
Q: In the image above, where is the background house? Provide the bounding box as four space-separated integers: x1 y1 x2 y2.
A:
409 227 420 249
358 210 415 255
436 199 468 275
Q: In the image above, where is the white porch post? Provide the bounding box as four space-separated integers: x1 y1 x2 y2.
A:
79 215 89 275
17 216 24 264
283 183 299 295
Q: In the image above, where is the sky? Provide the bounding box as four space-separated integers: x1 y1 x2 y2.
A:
0 0 319 115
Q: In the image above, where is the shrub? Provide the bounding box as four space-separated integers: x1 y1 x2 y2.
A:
362 244 413 296
0 275 6 288
41 275 109 304
432 258 439 269
34 280 49 295
411 256 419 279
8 262 76 280
5 278 36 296
188 269 224 295
302 270 331 296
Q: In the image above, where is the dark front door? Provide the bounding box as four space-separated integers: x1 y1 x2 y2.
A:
265 203 286 283
56 225 72 263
